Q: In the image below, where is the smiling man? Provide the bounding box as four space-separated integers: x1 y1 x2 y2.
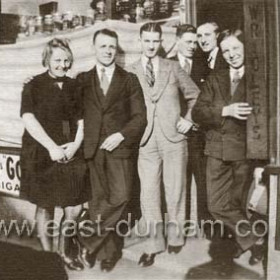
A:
197 22 227 71
126 22 199 267
193 29 266 266
76 28 147 272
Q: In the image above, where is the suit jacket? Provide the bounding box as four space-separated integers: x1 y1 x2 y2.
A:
77 65 147 159
194 48 228 75
192 69 247 161
169 53 209 89
213 49 228 71
169 54 209 117
126 57 199 146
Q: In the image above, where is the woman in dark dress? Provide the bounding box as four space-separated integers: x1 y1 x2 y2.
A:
20 38 91 271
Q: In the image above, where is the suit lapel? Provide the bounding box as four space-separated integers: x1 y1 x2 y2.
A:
231 76 245 102
217 70 231 104
152 58 170 102
103 65 126 111
130 60 151 99
85 67 102 110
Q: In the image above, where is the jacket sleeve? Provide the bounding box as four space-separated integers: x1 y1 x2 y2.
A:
192 74 225 129
120 73 147 146
175 63 200 121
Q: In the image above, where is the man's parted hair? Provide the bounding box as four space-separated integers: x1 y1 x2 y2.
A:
93 28 118 44
198 21 220 34
42 38 74 68
140 22 162 37
176 24 196 38
218 29 244 47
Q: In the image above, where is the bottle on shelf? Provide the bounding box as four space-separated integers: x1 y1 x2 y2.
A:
35 16 43 34
44 14 54 34
53 12 62 32
85 8 95 26
27 17 35 37
18 15 28 39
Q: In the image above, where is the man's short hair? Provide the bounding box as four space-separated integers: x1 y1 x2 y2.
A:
140 22 162 37
93 28 118 44
198 22 220 34
42 38 74 68
218 29 244 47
176 24 196 38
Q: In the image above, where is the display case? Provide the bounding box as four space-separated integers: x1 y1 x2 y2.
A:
0 0 183 44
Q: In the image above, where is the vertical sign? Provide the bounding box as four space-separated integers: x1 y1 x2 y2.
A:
244 0 268 160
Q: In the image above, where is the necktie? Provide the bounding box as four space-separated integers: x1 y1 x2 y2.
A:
231 71 241 96
184 58 191 74
207 55 213 69
146 59 155 87
100 67 110 95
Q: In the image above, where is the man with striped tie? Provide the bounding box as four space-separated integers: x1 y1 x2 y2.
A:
126 22 200 267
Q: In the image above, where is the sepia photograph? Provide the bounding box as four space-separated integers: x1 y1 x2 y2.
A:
0 0 279 279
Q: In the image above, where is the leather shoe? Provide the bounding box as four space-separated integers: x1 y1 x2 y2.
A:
79 247 96 268
138 253 156 267
168 245 183 254
249 243 265 265
233 243 244 259
62 255 84 271
100 258 120 272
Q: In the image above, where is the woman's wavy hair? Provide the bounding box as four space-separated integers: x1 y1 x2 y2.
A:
42 38 74 68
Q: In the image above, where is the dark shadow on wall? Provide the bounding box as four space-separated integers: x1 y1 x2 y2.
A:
196 0 244 30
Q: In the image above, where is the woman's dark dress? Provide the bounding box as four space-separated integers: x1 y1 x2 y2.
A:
20 72 91 207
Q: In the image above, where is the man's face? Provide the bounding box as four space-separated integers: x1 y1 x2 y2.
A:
48 47 71 78
177 32 197 59
140 31 161 59
220 35 244 69
197 23 218 53
94 33 117 66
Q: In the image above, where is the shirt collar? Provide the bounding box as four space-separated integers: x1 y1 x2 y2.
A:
177 52 193 69
230 65 245 79
209 47 219 62
96 62 116 82
141 55 159 71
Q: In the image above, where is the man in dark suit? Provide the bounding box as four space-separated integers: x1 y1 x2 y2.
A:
193 29 265 266
196 22 228 72
169 24 212 227
77 28 147 272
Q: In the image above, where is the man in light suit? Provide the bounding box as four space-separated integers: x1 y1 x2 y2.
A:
77 29 147 272
193 29 266 266
169 24 212 227
126 22 200 267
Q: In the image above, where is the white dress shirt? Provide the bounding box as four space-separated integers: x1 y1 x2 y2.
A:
230 66 245 81
208 47 219 69
177 52 193 73
96 62 116 84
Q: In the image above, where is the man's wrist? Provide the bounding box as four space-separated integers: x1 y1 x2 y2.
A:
117 132 125 141
222 106 229 117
